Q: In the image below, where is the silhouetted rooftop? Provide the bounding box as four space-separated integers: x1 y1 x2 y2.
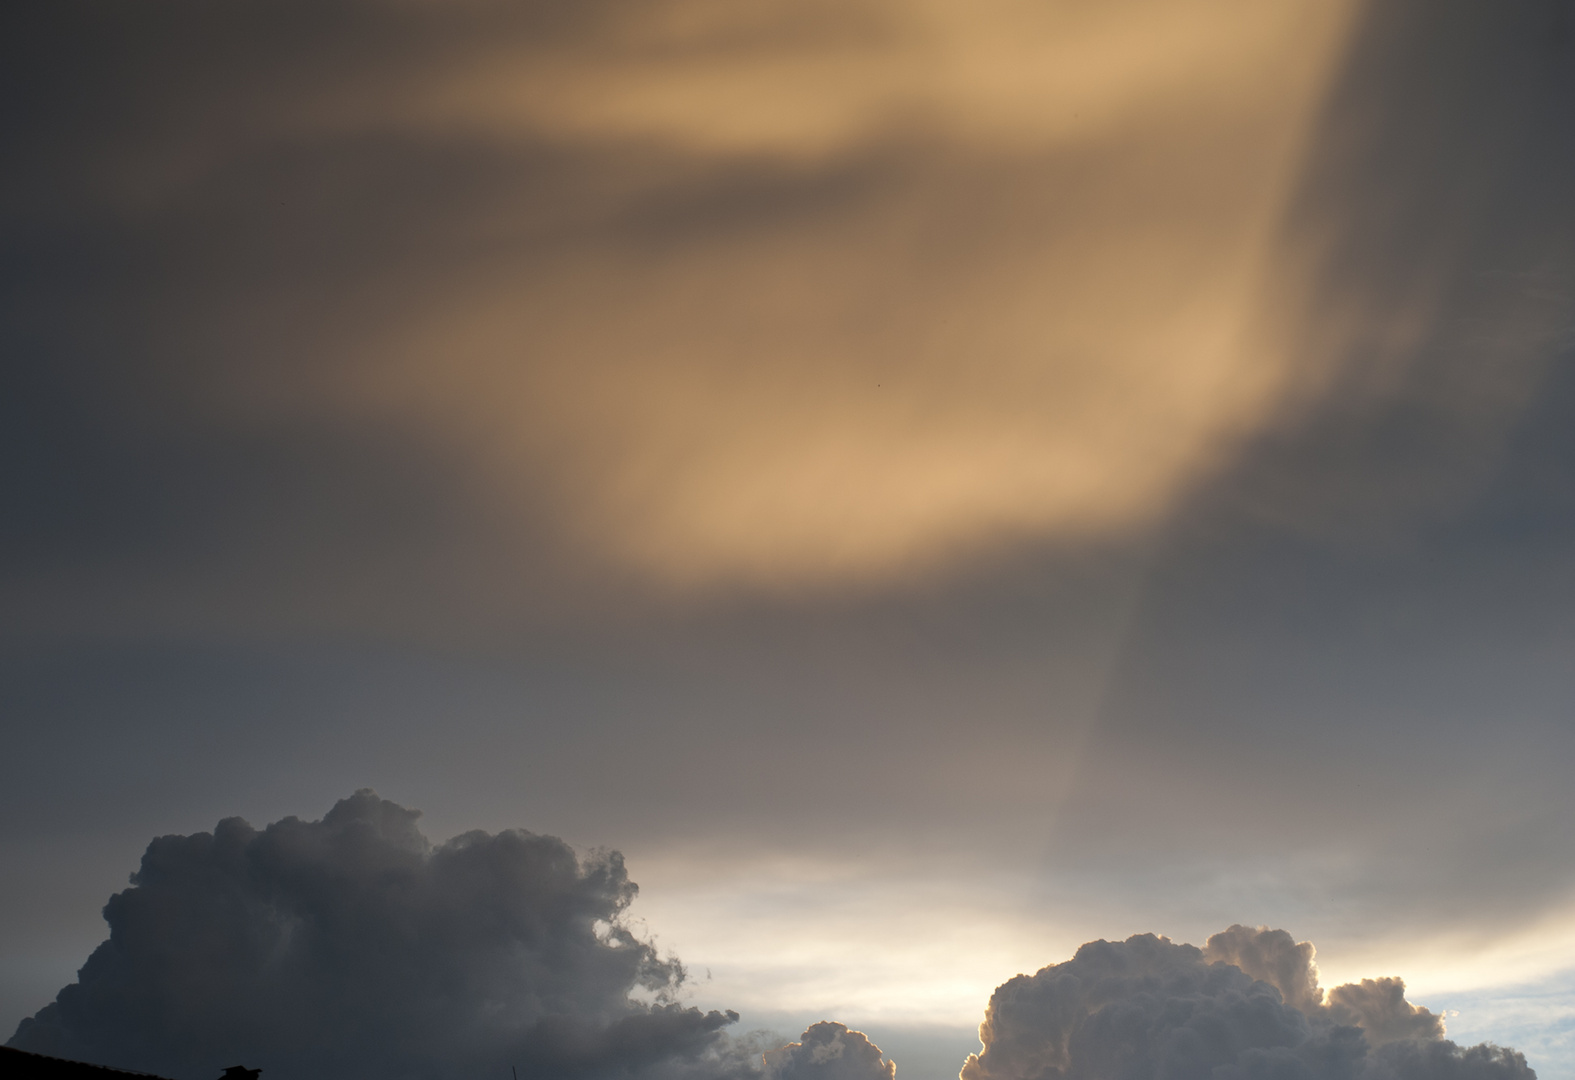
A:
1 1046 174 1080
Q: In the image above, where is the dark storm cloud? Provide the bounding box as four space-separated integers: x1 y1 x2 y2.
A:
963 928 1531 1080
7 791 740 1080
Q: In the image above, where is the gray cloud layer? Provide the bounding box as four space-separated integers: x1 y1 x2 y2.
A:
7 792 739 1080
3 1 1575 1070
963 927 1531 1080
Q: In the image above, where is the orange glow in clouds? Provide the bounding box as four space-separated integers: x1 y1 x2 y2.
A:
231 0 1364 589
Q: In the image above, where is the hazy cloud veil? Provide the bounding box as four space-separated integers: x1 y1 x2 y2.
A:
8 791 739 1080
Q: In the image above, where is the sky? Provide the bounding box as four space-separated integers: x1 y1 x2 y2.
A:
3 1 1575 1078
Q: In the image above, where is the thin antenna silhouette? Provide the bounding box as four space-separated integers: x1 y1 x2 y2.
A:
513 1067 518 1080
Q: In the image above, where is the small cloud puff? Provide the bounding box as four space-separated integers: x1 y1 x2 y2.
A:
765 1023 895 1080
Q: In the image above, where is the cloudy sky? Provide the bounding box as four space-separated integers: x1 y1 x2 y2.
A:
3 1 1575 1077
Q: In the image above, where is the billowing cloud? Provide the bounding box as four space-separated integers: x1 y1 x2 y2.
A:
7 791 740 1080
1325 981 1447 1048
0 794 1548 1080
1201 925 1325 1016
764 1023 895 1080
962 927 1532 1080
1201 927 1444 1047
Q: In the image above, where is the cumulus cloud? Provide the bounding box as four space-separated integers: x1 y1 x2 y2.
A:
1325 981 1447 1048
962 927 1532 1080
7 791 740 1080
1201 926 1445 1047
764 1023 895 1080
1201 924 1325 1015
0 799 1535 1080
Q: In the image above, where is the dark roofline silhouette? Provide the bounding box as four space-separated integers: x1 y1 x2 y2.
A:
1 1046 259 1080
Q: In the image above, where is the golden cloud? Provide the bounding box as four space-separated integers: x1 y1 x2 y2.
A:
239 0 1363 589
